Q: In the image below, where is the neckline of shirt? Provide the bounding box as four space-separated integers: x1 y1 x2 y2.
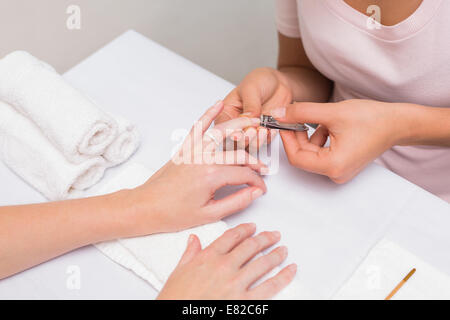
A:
323 0 443 42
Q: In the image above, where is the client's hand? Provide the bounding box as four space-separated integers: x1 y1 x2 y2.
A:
157 223 297 300
215 68 293 150
128 101 268 236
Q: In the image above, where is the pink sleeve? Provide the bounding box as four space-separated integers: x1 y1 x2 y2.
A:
276 0 301 38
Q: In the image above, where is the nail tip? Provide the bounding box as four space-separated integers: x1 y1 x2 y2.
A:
252 188 264 199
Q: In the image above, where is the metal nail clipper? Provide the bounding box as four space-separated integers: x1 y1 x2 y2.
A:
260 115 308 132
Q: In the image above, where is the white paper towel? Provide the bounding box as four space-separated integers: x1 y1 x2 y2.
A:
333 238 450 300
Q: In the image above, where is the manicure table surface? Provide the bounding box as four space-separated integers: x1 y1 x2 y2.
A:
0 30 449 299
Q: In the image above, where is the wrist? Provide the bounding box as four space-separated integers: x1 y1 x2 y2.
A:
393 103 448 146
388 103 415 146
91 190 138 240
111 186 164 238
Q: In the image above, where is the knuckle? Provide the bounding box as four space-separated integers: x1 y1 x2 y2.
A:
255 67 271 74
216 259 231 273
287 156 299 168
225 228 241 242
332 176 349 185
245 237 261 252
244 223 256 233
328 157 346 179
261 254 278 269
206 165 219 175
204 166 220 181
237 196 250 211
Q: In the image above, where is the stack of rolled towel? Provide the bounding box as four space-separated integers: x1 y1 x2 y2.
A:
0 51 140 200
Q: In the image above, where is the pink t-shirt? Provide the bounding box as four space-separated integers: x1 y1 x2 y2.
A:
276 0 450 203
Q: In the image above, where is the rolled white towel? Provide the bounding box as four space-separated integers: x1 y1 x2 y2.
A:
104 115 140 166
0 51 118 164
0 101 106 200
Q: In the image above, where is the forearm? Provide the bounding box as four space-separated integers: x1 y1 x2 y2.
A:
0 190 139 279
277 33 333 103
396 103 450 147
279 66 333 103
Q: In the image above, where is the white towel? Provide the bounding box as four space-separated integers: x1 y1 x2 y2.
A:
95 162 311 299
103 115 140 166
0 101 106 200
333 238 450 300
0 51 118 164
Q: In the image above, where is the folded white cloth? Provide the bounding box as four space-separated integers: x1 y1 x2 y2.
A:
95 162 312 299
0 101 106 200
103 114 140 166
0 51 118 164
333 238 450 300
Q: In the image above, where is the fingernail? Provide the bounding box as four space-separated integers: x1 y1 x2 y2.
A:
188 234 195 243
252 188 264 200
273 231 281 239
279 246 288 256
240 112 252 117
271 107 286 119
250 118 260 125
289 263 298 273
260 167 270 175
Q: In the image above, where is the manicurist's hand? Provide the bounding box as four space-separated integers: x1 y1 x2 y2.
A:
217 68 293 122
273 99 408 184
215 67 293 149
128 101 268 236
157 223 297 300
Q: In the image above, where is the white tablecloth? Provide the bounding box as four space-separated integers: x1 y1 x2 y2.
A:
0 30 449 299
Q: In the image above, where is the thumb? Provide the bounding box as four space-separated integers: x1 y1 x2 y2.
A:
272 102 332 126
240 85 263 118
178 234 202 267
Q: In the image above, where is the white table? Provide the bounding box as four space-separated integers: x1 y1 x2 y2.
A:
0 30 449 299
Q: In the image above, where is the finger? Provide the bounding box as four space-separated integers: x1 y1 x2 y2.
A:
189 101 224 140
239 84 263 118
280 130 330 175
247 264 297 300
230 131 244 142
211 166 267 192
214 150 267 173
234 125 255 150
207 223 257 255
228 231 281 268
238 246 288 288
203 186 265 220
266 128 279 145
293 130 321 153
261 84 292 112
216 89 242 124
272 102 333 126
177 234 202 267
257 127 269 149
208 117 260 145
310 125 329 147
247 132 259 154
246 128 263 153
238 127 257 150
